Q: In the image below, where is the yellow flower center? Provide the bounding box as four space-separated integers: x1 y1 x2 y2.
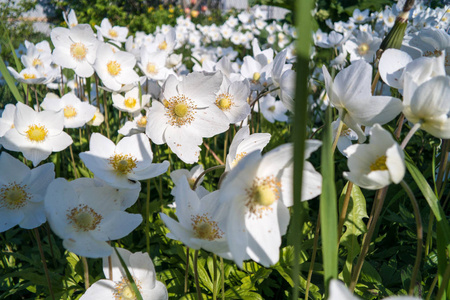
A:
358 43 370 55
356 15 363 21
268 105 276 112
146 63 158 75
70 42 88 61
0 183 29 210
231 152 247 168
107 60 122 76
252 72 261 82
32 58 43 67
109 29 118 38
64 105 78 118
114 277 142 300
158 40 168 50
26 124 48 142
67 204 103 231
23 73 36 80
191 214 223 240
136 116 147 127
165 95 196 127
215 93 233 111
388 16 394 23
370 155 388 171
246 176 281 217
124 97 137 109
109 153 137 175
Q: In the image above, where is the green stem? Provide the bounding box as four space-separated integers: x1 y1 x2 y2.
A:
349 186 389 292
34 228 55 300
213 254 217 300
194 250 202 300
220 257 225 300
82 256 90 289
401 122 422 149
192 165 225 191
338 182 353 240
185 247 190 294
436 263 450 300
146 179 151 254
305 214 320 300
400 181 423 295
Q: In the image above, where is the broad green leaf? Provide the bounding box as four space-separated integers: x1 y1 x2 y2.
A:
339 183 368 285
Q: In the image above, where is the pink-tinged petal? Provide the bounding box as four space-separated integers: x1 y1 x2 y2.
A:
0 152 30 184
63 234 112 258
178 72 223 107
146 102 168 145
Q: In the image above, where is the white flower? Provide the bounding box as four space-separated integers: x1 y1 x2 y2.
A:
344 31 381 62
95 18 128 42
402 76 450 138
80 133 169 189
0 102 73 166
379 49 413 89
94 43 140 91
344 124 405 190
216 144 293 267
7 66 46 84
225 126 270 172
170 164 209 198
45 178 142 258
41 93 97 128
51 24 99 78
63 9 78 28
322 60 403 143
118 111 147 136
0 104 15 138
215 77 251 124
329 279 421 300
81 247 168 300
145 72 229 164
0 152 54 232
160 177 231 258
112 87 150 115
258 94 288 123
87 108 104 126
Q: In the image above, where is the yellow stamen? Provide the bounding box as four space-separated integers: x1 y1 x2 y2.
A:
0 183 29 210
32 58 43 67
67 204 103 231
70 42 88 60
215 93 233 111
107 61 121 76
358 43 370 55
109 29 118 38
109 153 137 175
23 73 36 80
246 176 281 217
146 63 158 75
124 97 137 109
114 277 142 300
370 155 388 171
26 124 48 142
136 116 147 127
191 213 223 240
158 40 168 50
64 105 78 118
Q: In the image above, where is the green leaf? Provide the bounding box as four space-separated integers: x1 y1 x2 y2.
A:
113 247 143 300
339 183 368 285
0 55 24 103
320 105 339 292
